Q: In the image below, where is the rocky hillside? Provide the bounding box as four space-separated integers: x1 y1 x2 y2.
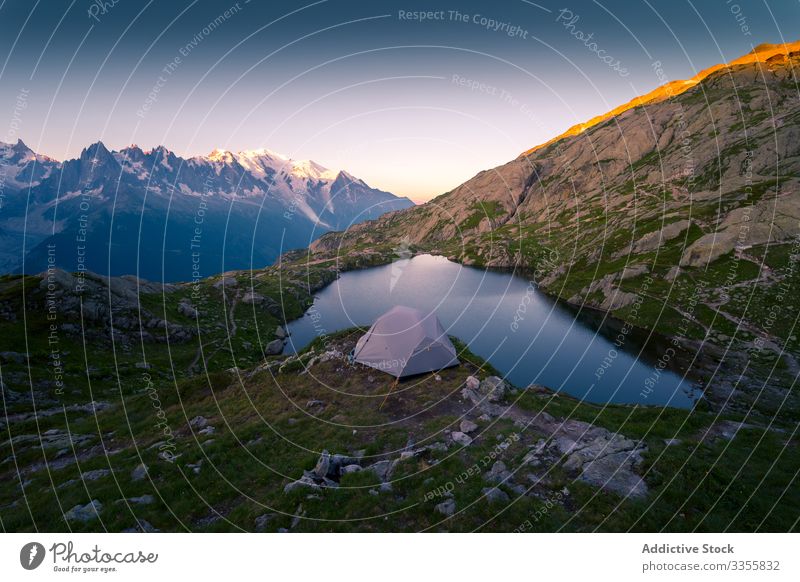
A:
312 42 800 418
0 140 413 281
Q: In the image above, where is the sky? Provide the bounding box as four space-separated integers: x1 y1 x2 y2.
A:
0 0 797 202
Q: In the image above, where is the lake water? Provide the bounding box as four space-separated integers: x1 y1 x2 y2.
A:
284 254 699 408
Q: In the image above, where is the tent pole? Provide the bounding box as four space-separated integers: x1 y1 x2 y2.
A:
379 378 399 410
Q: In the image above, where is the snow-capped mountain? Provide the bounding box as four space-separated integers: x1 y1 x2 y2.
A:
0 140 413 281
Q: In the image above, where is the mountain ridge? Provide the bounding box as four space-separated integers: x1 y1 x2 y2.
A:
519 40 800 157
0 139 413 281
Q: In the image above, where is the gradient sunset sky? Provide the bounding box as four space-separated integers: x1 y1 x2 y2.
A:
1 0 797 202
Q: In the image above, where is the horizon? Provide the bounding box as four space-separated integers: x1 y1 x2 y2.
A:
1 1 798 202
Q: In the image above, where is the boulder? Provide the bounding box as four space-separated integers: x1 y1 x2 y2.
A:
190 416 209 429
64 500 103 522
459 419 478 434
213 277 238 290
450 431 472 447
478 376 507 402
242 291 264 304
664 266 681 282
464 376 480 391
451 431 473 447
177 301 198 318
579 453 649 499
620 264 649 280
131 463 148 481
312 451 332 479
483 461 512 484
275 326 287 339
435 498 456 516
254 513 275 532
265 339 284 356
80 469 110 481
366 460 396 482
284 477 320 494
482 487 510 504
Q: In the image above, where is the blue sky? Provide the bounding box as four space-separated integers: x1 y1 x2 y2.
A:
1 0 797 200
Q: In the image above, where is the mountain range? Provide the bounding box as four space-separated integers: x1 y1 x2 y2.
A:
0 140 413 281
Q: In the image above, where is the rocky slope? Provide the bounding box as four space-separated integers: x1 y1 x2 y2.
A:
311 42 800 418
0 140 413 281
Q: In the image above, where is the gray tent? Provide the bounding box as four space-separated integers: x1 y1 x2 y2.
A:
353 306 459 378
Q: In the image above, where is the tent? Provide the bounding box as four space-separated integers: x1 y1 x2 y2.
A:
353 306 459 378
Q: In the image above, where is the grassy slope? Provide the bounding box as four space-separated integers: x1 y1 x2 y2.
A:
2 302 797 532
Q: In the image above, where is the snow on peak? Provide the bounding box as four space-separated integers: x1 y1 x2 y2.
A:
208 148 234 163
205 147 340 181
287 158 337 181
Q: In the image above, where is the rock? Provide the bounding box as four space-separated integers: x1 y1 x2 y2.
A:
275 326 287 339
562 453 584 473
478 376 507 402
366 460 396 482
435 498 456 516
131 463 148 481
65 500 103 522
291 504 304 529
465 375 480 391
190 416 209 429
681 197 800 267
483 461 512 484
135 362 152 370
254 513 275 531
80 469 110 481
663 438 682 446
127 494 154 505
213 276 238 290
241 291 264 304
265 339 284 356
312 451 332 479
306 399 324 409
341 464 362 475
482 487 510 504
178 301 198 318
284 477 320 493
624 219 691 256
451 431 473 446
459 419 478 434
664 266 681 282
579 452 649 498
620 264 649 280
